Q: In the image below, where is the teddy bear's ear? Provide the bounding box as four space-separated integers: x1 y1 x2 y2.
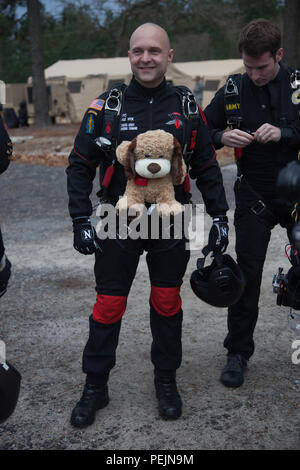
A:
123 138 137 180
116 141 131 165
171 136 186 185
115 139 137 180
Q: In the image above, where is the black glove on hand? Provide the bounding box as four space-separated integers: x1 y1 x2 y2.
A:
206 215 229 255
73 217 101 255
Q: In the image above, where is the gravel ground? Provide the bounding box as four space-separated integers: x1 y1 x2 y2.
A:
0 160 300 451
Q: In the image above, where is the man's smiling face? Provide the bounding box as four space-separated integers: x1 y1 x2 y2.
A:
128 24 174 89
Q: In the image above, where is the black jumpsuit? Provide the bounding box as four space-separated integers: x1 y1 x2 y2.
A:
0 115 12 260
66 76 228 384
205 64 300 360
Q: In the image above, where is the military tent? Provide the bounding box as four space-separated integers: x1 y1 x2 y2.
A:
174 59 244 108
27 57 194 123
2 83 27 128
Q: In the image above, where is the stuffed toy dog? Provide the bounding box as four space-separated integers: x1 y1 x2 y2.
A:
115 129 187 217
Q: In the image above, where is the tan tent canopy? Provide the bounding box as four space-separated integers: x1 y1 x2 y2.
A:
26 57 244 122
174 59 244 108
44 57 132 79
28 57 194 123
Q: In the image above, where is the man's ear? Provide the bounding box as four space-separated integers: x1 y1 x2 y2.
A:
168 49 174 64
275 47 283 63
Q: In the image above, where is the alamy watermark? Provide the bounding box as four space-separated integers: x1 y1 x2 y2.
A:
95 201 205 251
0 80 6 105
0 339 6 364
291 340 300 365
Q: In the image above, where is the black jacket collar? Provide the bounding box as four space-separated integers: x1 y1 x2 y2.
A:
127 76 171 98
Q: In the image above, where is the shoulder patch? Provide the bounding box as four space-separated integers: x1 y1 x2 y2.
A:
86 114 95 134
87 109 98 116
88 98 105 111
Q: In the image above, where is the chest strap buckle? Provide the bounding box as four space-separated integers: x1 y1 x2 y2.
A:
105 88 122 115
250 200 266 216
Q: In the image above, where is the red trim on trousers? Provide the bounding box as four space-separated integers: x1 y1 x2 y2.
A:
150 286 182 317
93 294 127 324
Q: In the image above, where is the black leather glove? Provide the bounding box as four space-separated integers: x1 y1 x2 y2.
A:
206 215 229 255
73 217 101 255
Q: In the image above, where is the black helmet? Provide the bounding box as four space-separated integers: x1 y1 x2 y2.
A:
190 253 245 308
281 265 300 310
276 161 300 202
0 360 21 424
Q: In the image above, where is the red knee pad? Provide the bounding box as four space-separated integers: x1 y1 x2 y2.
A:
150 286 182 317
93 294 127 324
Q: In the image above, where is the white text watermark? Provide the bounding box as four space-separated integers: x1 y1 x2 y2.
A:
95 202 205 251
0 339 6 364
291 340 300 365
0 80 6 105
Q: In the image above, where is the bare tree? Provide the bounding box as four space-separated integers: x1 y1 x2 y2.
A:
282 0 300 67
86 0 162 56
27 0 51 127
58 0 189 56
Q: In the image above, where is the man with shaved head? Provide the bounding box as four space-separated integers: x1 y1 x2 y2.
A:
128 23 173 88
67 23 229 427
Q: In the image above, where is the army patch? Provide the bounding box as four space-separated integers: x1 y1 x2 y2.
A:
225 103 240 110
88 98 105 111
87 109 98 116
86 114 95 134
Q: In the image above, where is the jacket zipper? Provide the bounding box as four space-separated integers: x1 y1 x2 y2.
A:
149 97 153 129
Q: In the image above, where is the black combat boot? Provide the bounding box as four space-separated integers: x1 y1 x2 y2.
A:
70 383 109 428
220 353 247 388
154 374 182 420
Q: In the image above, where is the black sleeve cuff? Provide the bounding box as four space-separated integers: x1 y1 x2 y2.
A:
214 131 224 146
281 127 294 139
212 214 228 222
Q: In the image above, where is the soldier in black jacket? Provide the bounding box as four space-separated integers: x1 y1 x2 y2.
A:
205 19 300 388
0 114 13 297
67 23 229 428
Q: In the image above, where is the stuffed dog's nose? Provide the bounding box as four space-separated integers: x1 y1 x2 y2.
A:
147 163 161 174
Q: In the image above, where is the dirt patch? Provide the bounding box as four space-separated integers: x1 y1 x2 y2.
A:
9 124 79 139
8 124 234 168
9 124 77 168
12 152 69 168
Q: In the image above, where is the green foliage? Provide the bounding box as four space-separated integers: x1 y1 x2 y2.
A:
42 4 114 64
0 0 29 83
0 0 292 84
234 0 283 23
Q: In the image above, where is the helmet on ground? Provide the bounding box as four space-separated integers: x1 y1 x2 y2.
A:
0 360 21 424
276 161 300 202
281 265 300 310
190 253 245 308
